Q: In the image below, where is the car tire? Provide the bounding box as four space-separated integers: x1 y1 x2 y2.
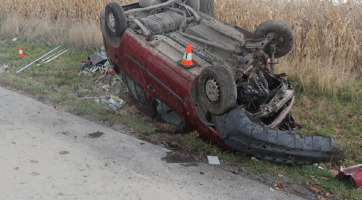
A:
253 20 294 58
105 2 127 37
198 66 237 115
186 0 200 12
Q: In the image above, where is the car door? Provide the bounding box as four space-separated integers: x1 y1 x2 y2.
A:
144 50 190 119
120 33 148 90
119 33 150 107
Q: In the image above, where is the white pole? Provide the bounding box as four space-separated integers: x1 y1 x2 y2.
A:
44 49 68 64
17 46 61 73
40 49 65 63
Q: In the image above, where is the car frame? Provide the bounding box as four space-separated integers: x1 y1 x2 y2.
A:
100 0 344 164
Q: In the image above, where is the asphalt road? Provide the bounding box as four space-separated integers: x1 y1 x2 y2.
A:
0 86 305 200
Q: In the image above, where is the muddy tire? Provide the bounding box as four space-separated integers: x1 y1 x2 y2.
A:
198 66 237 115
105 2 127 37
253 20 294 58
186 0 200 12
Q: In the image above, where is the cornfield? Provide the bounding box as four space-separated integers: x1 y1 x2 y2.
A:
1 0 362 97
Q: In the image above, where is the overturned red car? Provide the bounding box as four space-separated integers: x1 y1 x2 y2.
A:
100 0 344 164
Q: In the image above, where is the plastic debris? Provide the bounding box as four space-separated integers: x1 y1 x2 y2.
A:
101 99 113 105
74 92 82 98
207 156 220 165
12 37 17 42
102 84 111 92
110 95 122 102
336 164 362 189
109 104 118 111
328 169 338 176
101 46 106 56
314 163 325 170
0 65 9 74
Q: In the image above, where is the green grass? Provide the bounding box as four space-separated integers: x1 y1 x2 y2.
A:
1 39 362 199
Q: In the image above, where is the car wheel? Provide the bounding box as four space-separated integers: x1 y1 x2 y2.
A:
253 20 294 58
186 0 200 12
105 2 127 37
198 66 237 115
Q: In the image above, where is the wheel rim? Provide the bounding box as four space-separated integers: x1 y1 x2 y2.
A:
108 12 117 32
272 32 288 51
205 78 220 102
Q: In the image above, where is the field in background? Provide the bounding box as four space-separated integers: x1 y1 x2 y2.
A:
1 0 362 98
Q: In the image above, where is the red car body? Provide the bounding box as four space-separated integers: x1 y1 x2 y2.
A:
106 29 229 149
101 1 344 164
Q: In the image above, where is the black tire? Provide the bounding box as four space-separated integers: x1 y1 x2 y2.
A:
198 66 237 115
105 2 127 37
253 20 294 58
186 0 200 12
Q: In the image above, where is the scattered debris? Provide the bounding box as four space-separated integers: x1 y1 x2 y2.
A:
30 160 39 163
87 131 105 138
12 37 17 42
17 46 61 73
14 167 19 170
0 65 9 74
336 164 362 189
277 174 284 178
328 169 338 176
78 53 109 77
74 92 82 98
102 84 111 92
251 157 259 162
59 151 69 155
207 156 220 165
101 46 106 56
314 163 325 170
259 177 265 181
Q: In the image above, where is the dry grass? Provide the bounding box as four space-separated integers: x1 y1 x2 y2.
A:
1 0 362 97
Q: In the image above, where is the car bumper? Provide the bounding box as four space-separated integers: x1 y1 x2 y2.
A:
213 107 344 164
